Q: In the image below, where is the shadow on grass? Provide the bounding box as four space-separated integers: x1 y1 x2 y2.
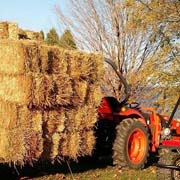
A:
0 152 158 180
0 155 113 180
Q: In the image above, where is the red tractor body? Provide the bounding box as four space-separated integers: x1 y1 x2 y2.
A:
97 58 180 177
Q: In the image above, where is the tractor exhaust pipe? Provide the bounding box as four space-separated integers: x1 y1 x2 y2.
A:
104 58 130 104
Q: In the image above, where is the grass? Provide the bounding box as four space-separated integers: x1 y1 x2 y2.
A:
0 155 157 180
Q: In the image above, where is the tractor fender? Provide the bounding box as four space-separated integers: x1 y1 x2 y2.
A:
117 108 147 126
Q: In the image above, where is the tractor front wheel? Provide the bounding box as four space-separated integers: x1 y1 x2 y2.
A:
113 118 149 169
157 148 180 180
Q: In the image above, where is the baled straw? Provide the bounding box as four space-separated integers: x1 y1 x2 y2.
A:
54 75 73 106
8 22 18 40
0 74 32 105
61 131 80 160
0 22 8 39
80 129 95 156
72 79 88 105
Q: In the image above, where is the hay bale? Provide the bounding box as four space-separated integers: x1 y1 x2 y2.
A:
72 79 88 105
54 75 73 106
87 83 103 106
41 108 65 160
8 22 18 40
40 46 68 75
0 22 8 39
0 102 29 164
61 131 80 160
31 74 55 108
0 74 32 105
0 40 40 74
25 30 42 41
0 101 43 164
80 129 95 156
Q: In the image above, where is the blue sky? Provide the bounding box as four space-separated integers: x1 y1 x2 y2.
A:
0 0 66 35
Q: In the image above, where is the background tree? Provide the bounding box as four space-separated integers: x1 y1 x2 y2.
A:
125 0 180 111
55 0 180 111
46 28 60 46
59 29 77 50
55 0 160 100
40 30 45 40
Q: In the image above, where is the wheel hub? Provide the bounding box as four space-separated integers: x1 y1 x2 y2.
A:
128 128 146 164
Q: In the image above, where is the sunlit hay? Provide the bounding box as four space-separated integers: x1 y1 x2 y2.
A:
87 83 103 107
61 131 80 160
65 108 81 131
77 54 94 79
80 129 95 156
66 51 82 79
0 74 32 105
28 110 43 161
0 22 8 39
72 79 88 105
0 40 26 74
0 102 31 165
51 132 61 160
0 40 41 75
8 22 18 40
48 47 68 75
25 30 43 41
79 104 98 130
32 74 56 108
23 41 41 73
90 54 104 81
39 45 49 73
54 75 73 106
44 108 66 135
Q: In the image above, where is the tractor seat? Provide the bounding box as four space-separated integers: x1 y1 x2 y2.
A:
104 96 120 113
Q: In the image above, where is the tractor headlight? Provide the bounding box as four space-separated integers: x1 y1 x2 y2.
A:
163 128 171 136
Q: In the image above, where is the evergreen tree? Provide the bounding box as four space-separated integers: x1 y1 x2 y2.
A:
40 30 45 40
46 28 60 46
59 30 77 50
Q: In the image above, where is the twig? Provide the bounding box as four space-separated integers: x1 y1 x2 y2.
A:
66 160 75 180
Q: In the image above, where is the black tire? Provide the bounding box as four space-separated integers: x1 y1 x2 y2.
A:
113 118 149 169
157 148 180 180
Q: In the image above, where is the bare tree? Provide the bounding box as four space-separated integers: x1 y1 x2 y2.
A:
54 0 169 99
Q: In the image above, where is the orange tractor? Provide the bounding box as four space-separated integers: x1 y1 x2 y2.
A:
96 58 180 179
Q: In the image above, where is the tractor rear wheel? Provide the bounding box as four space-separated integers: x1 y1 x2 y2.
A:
157 148 180 180
113 118 149 169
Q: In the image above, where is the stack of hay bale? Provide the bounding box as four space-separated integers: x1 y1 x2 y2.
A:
0 21 43 41
0 39 103 165
0 22 18 40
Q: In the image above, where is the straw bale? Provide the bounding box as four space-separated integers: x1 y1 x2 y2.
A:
54 75 73 106
41 108 65 160
65 108 81 131
0 22 8 39
40 46 68 75
87 83 103 106
0 74 32 105
72 79 88 105
8 22 18 40
61 131 80 160
45 108 65 135
24 110 43 162
80 129 95 156
31 74 56 108
0 103 30 164
66 51 93 79
18 29 28 39
25 30 42 41
0 40 40 74
78 105 98 130
0 101 43 164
